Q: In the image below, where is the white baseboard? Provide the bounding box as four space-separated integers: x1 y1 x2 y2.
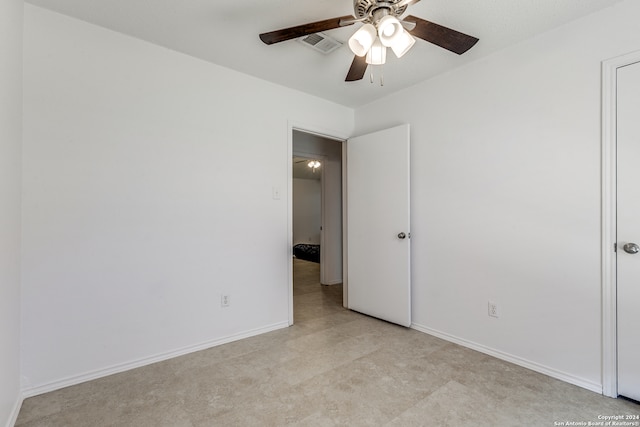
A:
410 322 602 394
5 395 23 427
22 321 289 398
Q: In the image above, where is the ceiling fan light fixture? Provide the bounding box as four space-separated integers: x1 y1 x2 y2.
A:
377 15 403 47
366 38 386 65
348 23 377 57
391 29 416 58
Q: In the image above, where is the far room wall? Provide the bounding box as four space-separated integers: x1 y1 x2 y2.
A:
293 178 321 245
354 0 640 392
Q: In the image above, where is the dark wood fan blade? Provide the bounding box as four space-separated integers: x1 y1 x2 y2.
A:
260 15 355 45
405 15 478 55
345 55 368 82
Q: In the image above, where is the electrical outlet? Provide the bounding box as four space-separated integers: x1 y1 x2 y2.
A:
221 295 230 308
488 301 499 318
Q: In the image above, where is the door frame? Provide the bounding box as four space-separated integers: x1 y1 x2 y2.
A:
287 120 349 325
601 49 640 398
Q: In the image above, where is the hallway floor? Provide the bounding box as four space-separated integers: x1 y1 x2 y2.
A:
16 259 639 426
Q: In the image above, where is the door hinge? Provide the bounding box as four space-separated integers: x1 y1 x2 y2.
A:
614 242 617 252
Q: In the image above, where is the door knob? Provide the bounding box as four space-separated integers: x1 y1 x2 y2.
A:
623 243 640 254
398 232 406 239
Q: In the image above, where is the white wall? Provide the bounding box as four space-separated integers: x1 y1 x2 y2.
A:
355 0 640 392
293 178 321 245
21 4 353 392
0 0 23 424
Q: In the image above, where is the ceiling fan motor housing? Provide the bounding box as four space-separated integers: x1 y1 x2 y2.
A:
353 0 408 22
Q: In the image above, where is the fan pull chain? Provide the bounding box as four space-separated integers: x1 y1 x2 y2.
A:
369 65 384 86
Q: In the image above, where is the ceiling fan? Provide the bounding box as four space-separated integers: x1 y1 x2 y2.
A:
259 0 479 82
295 158 322 169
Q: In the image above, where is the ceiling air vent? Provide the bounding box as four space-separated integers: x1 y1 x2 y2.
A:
299 32 343 54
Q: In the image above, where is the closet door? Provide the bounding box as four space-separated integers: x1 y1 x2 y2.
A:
346 124 411 327
617 60 640 401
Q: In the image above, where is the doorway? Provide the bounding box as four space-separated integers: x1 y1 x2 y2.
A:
290 128 345 324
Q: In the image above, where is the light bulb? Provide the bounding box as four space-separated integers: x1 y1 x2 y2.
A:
377 16 403 47
366 38 387 65
391 29 416 58
348 24 377 57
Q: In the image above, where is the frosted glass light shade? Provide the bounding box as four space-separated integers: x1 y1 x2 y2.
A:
391 29 416 58
366 38 387 65
348 24 377 57
377 15 403 47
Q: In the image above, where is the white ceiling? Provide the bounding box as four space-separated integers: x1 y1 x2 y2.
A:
25 0 623 108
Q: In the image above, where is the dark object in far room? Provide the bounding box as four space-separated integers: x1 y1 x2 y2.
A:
293 244 320 263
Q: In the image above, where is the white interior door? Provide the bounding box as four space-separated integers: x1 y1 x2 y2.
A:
346 124 410 327
617 60 640 401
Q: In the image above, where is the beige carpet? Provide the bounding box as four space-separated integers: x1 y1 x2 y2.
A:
16 259 639 426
